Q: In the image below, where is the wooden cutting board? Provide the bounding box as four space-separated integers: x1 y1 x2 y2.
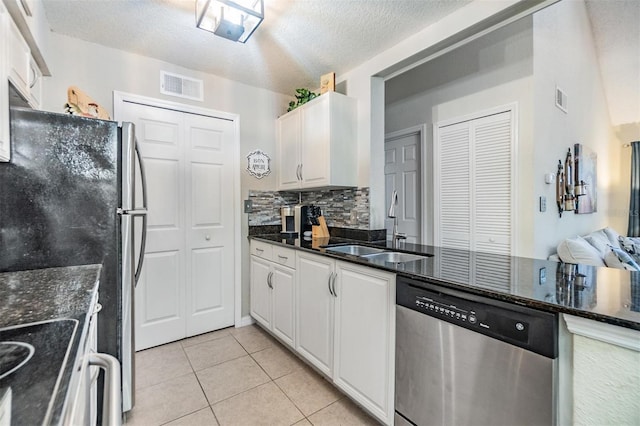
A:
66 86 111 120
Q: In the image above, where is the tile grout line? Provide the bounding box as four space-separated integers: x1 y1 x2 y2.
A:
184 339 249 425
234 329 310 424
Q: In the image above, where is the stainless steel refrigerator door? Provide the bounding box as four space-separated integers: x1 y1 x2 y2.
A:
395 305 555 426
119 122 148 413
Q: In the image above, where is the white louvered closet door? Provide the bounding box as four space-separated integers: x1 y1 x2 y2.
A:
435 122 472 251
435 109 514 256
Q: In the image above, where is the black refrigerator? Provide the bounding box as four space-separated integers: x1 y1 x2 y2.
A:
0 106 147 414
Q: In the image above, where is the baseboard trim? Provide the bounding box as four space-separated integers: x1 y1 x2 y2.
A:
236 315 255 328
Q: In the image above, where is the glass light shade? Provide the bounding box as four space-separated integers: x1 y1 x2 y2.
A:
196 0 264 43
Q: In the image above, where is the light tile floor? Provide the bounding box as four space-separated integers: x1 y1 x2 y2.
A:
125 325 379 426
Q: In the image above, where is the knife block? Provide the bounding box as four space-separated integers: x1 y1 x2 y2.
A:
312 216 330 238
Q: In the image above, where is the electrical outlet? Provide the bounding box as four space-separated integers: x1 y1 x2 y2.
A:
350 209 357 223
243 199 253 213
539 267 547 285
539 196 546 212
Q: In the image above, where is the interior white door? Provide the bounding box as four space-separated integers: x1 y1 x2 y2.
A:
385 131 421 243
121 102 186 350
434 108 514 255
118 100 236 350
184 113 235 336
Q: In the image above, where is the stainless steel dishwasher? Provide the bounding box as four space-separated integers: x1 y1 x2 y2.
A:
395 277 558 426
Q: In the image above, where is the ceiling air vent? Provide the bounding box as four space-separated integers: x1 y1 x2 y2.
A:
160 71 204 101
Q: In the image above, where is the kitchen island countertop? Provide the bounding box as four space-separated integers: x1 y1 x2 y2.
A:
0 264 101 425
250 234 640 331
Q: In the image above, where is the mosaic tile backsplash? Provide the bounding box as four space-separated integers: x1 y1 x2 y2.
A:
248 188 370 230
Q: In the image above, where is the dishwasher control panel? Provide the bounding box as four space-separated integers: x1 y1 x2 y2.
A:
415 296 476 324
397 277 558 359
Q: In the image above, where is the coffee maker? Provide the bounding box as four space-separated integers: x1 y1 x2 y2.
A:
281 206 296 234
280 204 311 236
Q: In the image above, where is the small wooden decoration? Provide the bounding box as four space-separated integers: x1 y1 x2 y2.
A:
320 72 335 94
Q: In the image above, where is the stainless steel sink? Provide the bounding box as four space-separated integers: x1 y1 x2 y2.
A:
325 245 386 256
362 252 431 263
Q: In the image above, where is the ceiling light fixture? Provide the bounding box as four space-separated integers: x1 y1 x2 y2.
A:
196 0 264 43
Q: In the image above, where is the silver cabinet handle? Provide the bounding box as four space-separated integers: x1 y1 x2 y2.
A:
89 353 122 426
255 247 264 254
327 272 335 296
331 272 338 298
267 271 273 289
29 63 37 89
277 254 288 261
299 164 303 181
205 235 211 241
296 164 301 181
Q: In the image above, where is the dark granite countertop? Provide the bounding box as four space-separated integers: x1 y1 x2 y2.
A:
250 234 640 331
0 264 101 425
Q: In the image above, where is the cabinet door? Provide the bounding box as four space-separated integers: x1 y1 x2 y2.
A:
300 95 331 187
271 264 295 348
334 261 395 424
28 56 42 109
277 110 301 190
250 256 272 329
7 18 30 100
0 4 10 161
296 252 334 376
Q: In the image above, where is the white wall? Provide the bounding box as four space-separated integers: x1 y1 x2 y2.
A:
384 17 535 256
337 0 547 230
532 0 624 258
41 32 291 318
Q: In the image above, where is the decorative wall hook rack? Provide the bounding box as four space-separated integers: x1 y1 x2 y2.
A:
556 144 593 217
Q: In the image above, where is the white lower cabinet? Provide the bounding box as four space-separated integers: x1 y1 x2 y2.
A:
295 250 396 425
333 261 395 424
295 252 335 376
250 242 396 425
65 301 100 425
250 242 296 348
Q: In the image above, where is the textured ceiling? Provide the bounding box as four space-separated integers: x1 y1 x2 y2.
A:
41 0 638 126
41 0 472 96
585 0 640 126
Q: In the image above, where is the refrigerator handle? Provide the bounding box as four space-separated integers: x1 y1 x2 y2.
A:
134 139 148 286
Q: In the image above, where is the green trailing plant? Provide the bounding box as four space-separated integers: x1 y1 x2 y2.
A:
287 88 319 112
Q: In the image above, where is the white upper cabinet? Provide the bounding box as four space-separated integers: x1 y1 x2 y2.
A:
2 0 51 77
7 17 30 101
277 92 357 191
1 0 49 162
0 2 10 161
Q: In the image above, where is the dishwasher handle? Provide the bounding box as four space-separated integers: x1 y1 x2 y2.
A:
89 353 122 426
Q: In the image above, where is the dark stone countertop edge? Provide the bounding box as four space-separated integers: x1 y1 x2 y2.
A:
248 234 640 332
0 264 102 426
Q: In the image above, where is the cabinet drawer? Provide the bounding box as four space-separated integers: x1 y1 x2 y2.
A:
251 240 273 260
272 246 295 268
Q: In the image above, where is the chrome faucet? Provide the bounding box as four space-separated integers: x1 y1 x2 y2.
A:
388 190 406 248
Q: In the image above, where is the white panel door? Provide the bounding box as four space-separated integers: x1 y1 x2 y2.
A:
385 131 421 243
184 114 236 336
119 100 236 350
120 102 186 350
